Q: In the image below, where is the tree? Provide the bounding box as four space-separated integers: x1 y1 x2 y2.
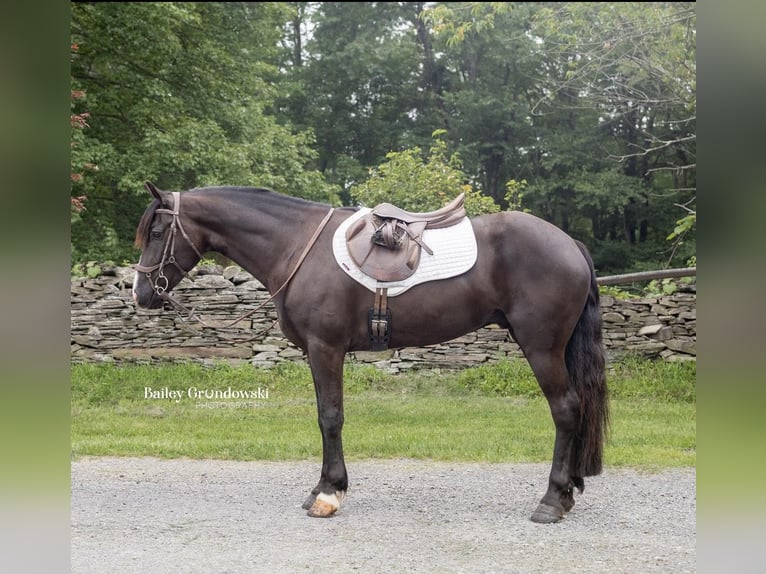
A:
70 2 339 264
280 2 428 201
420 2 695 270
350 133 498 216
72 2 695 273
417 3 532 205
530 2 696 262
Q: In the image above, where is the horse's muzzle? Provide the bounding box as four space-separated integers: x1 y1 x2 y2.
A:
132 284 165 310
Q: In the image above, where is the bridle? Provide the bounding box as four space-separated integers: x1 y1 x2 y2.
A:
133 190 335 338
133 191 204 296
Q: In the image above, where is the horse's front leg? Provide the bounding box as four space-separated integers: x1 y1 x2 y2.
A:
301 342 348 518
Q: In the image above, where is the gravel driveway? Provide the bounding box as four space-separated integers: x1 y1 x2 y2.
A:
71 457 695 573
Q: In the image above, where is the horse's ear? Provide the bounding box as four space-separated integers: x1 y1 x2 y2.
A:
145 181 163 202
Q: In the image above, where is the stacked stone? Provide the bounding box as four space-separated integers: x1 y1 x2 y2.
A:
70 265 303 366
599 290 696 361
71 265 696 369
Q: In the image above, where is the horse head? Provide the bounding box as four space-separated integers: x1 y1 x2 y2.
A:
132 182 205 309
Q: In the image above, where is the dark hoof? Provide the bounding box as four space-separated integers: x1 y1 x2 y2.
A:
530 503 565 523
302 493 317 510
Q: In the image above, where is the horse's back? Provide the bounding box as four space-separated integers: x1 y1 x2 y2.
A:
473 210 591 279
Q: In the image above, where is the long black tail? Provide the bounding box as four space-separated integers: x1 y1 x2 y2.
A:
565 241 609 478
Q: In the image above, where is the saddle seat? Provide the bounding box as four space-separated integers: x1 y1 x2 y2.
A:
371 193 467 227
345 193 467 282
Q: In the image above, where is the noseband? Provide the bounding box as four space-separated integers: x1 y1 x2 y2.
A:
133 191 204 296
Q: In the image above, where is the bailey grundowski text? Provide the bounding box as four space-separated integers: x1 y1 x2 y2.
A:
143 386 269 403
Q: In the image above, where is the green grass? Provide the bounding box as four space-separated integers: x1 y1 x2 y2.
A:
71 358 695 468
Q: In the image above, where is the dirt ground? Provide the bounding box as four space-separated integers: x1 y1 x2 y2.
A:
71 457 695 574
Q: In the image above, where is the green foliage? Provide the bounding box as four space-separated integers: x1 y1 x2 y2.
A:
72 357 696 404
343 364 394 394
456 360 540 397
421 2 515 46
667 208 697 266
527 2 696 268
71 261 110 279
504 179 527 212
598 285 633 300
591 240 638 274
454 356 696 402
350 137 499 216
283 2 426 195
643 277 695 297
608 356 696 403
70 2 340 265
70 2 695 274
646 279 678 296
668 212 697 242
71 358 695 467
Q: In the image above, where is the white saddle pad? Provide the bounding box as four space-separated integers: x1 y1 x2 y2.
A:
332 208 478 296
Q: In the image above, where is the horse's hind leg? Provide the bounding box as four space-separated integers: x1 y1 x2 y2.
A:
524 348 582 523
302 341 348 518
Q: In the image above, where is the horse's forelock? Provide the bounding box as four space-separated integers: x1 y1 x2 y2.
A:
134 198 162 249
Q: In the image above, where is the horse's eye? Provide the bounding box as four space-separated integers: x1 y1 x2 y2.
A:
151 230 163 240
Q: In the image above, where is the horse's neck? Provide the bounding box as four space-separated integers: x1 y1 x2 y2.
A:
194 192 325 293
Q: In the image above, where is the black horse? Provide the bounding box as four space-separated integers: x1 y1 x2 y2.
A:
132 183 608 523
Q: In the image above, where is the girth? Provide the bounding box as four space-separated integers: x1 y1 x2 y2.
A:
368 288 391 351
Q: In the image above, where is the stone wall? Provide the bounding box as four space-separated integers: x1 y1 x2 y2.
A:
71 265 696 371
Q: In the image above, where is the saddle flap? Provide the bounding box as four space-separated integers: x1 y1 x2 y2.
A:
344 193 470 283
345 214 423 282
